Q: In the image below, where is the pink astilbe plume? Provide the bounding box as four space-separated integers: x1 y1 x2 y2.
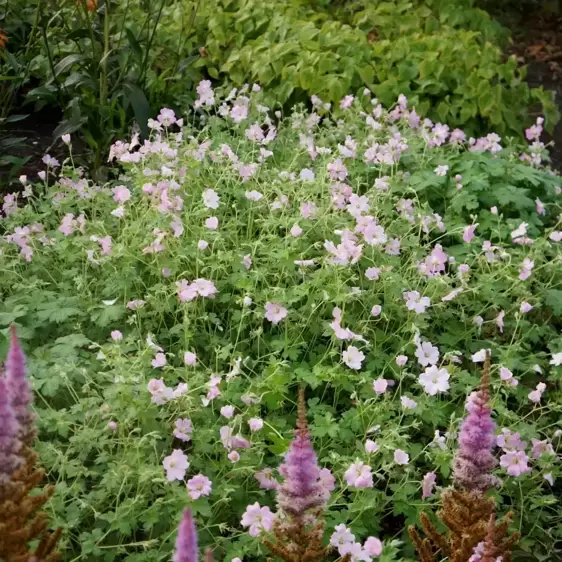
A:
0 376 22 483
6 325 34 444
276 391 329 517
452 354 498 492
263 388 331 562
173 508 214 562
174 509 198 562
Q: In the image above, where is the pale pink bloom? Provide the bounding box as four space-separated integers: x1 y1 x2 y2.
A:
99 236 112 255
245 190 263 201
500 450 531 476
434 165 449 176
511 222 528 239
108 421 118 431
254 468 279 490
187 474 212 499
38 171 46 180
419 366 450 395
519 258 534 281
198 240 209 250
299 168 315 182
471 348 490 362
150 352 167 368
264 302 288 324
330 524 355 549
192 278 218 297
535 198 546 215
176 280 198 302
202 188 220 209
184 352 197 366
458 264 470 276
319 468 336 492
344 461 373 488
403 291 430 314
113 185 131 203
370 305 382 317
174 383 189 397
228 451 240 463
162 267 172 277
463 224 478 243
340 95 354 109
549 231 562 242
365 267 381 281
528 382 546 404
342 346 365 370
300 201 318 219
499 366 517 387
415 342 439 367
544 473 554 485
59 213 75 236
240 503 275 536
422 471 436 499
174 418 193 441
394 449 409 465
205 216 219 230
364 537 383 557
396 355 408 367
242 254 252 269
401 396 417 409
127 299 146 310
111 330 123 342
531 439 554 459
163 449 189 481
221 405 235 418
365 439 379 454
496 428 526 451
327 159 348 181
339 542 370 562
496 310 505 333
373 378 388 395
520 302 533 313
347 194 370 218
442 288 463 302
290 223 303 237
248 417 264 431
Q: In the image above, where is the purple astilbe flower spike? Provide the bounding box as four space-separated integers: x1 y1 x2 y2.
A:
5 325 34 437
452 354 498 492
0 375 23 483
276 389 329 517
173 509 198 562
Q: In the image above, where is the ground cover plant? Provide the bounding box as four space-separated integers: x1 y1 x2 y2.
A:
178 0 559 137
0 83 562 561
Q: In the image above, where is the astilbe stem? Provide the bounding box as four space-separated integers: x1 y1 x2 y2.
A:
408 355 519 562
0 326 60 562
263 388 331 562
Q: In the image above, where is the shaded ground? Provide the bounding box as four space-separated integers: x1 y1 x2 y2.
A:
497 8 562 170
0 109 66 192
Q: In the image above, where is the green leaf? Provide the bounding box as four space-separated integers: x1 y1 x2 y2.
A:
53 54 84 77
122 82 151 138
544 290 562 316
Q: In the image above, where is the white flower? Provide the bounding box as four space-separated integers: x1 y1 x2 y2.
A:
415 342 439 367
511 222 528 239
342 346 365 370
419 366 450 395
434 165 449 176
471 348 491 362
550 352 562 367
401 396 417 409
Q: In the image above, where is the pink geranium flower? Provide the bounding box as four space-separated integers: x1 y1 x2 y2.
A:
163 449 189 481
240 503 275 536
187 474 212 499
264 302 288 324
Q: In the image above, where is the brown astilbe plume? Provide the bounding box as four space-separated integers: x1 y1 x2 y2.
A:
0 326 61 561
262 388 331 562
409 355 519 562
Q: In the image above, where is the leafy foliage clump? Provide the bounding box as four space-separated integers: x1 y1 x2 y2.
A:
0 84 561 561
